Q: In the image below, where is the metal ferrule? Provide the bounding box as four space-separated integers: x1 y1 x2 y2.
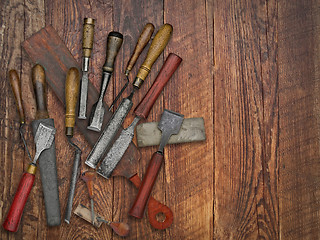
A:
82 57 90 72
27 163 37 175
133 77 144 88
85 98 133 168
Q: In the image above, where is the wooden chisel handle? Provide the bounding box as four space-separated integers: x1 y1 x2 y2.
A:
65 67 80 137
125 23 154 75
133 24 173 88
82 18 95 58
32 64 49 119
9 70 25 124
134 53 182 119
129 152 164 219
129 174 173 229
3 164 37 232
103 32 123 73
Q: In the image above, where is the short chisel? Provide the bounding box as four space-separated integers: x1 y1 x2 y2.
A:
97 53 182 178
78 18 95 119
85 24 173 169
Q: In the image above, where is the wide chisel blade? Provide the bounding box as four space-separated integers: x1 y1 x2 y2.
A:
97 117 140 178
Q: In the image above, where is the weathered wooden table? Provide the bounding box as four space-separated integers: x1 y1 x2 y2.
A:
0 0 319 239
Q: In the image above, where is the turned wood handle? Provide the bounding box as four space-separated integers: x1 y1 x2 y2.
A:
129 152 164 219
32 64 49 119
103 31 123 73
9 70 25 124
134 53 182 119
129 174 174 229
125 23 155 75
2 164 36 232
81 171 96 199
65 67 80 137
82 18 95 58
133 24 173 88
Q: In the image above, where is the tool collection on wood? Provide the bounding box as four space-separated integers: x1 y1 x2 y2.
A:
2 18 206 236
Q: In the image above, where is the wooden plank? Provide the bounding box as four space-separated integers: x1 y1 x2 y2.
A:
213 0 279 238
278 0 320 239
112 1 165 239
164 0 214 239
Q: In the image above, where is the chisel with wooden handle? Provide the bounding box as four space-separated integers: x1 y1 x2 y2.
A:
31 64 61 226
97 53 182 178
85 24 173 169
64 68 82 224
109 23 154 111
9 69 32 161
3 123 56 232
87 31 123 132
78 18 95 119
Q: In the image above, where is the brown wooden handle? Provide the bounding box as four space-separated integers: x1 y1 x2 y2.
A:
65 67 80 137
133 24 173 88
81 171 96 199
134 53 182 119
129 152 164 219
9 70 25 124
82 18 95 58
125 23 155 75
32 64 49 119
103 32 123 73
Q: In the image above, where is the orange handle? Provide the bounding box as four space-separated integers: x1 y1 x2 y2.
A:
129 152 164 219
3 165 36 232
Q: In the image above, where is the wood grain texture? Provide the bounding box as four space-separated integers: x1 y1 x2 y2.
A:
278 0 320 239
1 0 320 239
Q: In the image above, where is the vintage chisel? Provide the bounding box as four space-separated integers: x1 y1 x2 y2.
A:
64 68 82 224
97 53 182 178
85 24 173 169
3 123 56 232
9 69 32 161
129 110 184 219
87 31 123 132
108 23 154 111
31 64 61 226
78 18 95 119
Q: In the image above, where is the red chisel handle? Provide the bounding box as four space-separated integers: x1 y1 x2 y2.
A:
3 164 36 232
129 152 164 219
134 53 182 119
129 174 173 229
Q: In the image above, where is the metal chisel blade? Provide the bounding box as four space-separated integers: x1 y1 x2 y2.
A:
85 98 133 168
78 71 89 119
97 117 140 178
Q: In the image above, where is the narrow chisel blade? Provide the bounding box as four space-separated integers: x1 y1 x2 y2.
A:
78 71 89 119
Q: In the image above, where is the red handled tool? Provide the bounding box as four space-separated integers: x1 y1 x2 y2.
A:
2 123 56 232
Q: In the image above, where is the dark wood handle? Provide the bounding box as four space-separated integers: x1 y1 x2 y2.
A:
129 152 164 219
9 70 25 124
133 24 173 88
32 64 49 119
125 23 155 75
103 31 123 73
2 165 36 232
129 174 174 229
82 18 95 58
134 53 182 119
65 67 80 136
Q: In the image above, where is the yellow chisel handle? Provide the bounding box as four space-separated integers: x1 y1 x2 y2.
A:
133 24 173 88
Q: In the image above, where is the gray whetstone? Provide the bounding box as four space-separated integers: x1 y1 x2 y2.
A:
136 117 206 147
31 119 61 226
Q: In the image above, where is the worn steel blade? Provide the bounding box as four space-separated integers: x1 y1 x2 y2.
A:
97 116 140 178
85 98 133 168
78 71 89 119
